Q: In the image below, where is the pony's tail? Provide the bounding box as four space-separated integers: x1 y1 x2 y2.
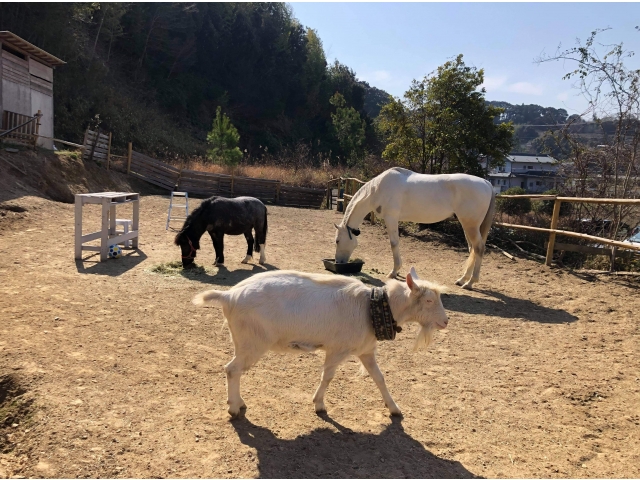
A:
192 289 226 306
254 210 268 253
480 192 496 244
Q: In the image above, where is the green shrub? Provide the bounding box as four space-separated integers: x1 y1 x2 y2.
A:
496 187 532 216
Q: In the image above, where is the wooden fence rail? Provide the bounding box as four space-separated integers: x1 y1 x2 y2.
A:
326 176 377 221
128 150 181 191
494 194 640 269
0 110 41 148
82 128 112 167
123 145 325 208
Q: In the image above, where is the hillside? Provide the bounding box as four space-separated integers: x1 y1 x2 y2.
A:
0 3 381 164
0 147 159 217
487 101 611 156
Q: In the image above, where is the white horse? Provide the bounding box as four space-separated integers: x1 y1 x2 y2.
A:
334 167 495 289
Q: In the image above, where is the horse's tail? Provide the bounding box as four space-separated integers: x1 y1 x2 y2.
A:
254 208 268 252
192 289 226 306
480 191 496 244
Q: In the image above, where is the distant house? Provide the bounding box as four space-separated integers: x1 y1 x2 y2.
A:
485 153 561 193
0 31 65 149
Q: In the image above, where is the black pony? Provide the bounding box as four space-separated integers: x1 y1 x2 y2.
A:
174 196 268 268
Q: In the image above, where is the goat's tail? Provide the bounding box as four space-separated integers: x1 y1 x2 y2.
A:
480 191 496 244
192 289 226 306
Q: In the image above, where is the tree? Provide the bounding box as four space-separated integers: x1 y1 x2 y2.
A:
378 55 513 175
207 107 243 166
376 79 428 173
330 92 366 167
537 28 640 239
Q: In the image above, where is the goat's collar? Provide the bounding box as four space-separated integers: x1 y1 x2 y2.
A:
370 287 402 341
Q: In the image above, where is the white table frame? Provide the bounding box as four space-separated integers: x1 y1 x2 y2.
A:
74 192 140 261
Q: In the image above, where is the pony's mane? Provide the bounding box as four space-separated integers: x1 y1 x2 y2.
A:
342 179 373 227
173 197 213 245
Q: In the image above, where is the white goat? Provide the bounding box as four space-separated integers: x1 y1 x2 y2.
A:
192 267 448 417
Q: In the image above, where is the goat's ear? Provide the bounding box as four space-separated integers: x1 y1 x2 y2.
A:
351 228 360 236
334 223 340 230
409 266 420 280
406 272 417 292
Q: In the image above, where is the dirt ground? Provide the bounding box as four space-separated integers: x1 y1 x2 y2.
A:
0 191 639 479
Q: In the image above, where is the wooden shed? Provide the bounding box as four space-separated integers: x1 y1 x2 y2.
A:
0 31 65 149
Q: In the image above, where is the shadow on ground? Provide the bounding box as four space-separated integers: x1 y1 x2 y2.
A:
443 288 578 324
75 250 147 276
181 263 278 286
231 415 478 479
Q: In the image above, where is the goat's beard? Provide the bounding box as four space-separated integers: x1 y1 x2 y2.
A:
413 323 436 351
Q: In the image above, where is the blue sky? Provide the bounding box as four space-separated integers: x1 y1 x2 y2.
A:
289 2 640 117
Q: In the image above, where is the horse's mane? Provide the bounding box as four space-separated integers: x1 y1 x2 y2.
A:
342 179 374 227
173 197 214 245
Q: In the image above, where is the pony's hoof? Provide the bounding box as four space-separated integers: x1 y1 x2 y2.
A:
461 282 474 290
241 255 252 264
259 258 266 265
454 278 465 286
314 403 327 414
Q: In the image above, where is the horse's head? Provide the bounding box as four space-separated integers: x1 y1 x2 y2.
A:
334 223 360 264
174 230 199 268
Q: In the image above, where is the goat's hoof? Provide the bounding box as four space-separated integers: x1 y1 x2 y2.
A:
228 405 246 419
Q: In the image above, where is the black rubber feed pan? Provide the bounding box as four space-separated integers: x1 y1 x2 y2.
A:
322 258 364 274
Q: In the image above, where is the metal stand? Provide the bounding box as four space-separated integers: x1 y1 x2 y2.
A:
166 191 189 230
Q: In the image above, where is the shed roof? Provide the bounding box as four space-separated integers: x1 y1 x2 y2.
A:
507 153 557 164
0 31 66 67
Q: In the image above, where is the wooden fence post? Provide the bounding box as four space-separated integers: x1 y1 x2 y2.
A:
545 198 562 266
88 127 101 163
127 142 132 174
326 180 331 210
33 110 41 150
106 132 112 171
610 246 618 272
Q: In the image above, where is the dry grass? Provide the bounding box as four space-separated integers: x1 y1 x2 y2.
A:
183 160 359 189
147 261 217 277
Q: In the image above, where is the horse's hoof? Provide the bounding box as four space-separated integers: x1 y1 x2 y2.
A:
461 282 474 290
314 403 327 414
241 255 252 264
388 405 403 417
386 272 398 279
259 257 266 265
454 278 465 286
